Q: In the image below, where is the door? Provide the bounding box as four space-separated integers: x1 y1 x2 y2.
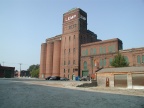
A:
114 74 127 87
82 70 88 77
132 73 144 86
72 75 75 80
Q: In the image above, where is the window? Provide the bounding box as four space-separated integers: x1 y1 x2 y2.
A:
112 45 115 52
86 49 88 55
73 48 75 53
103 47 106 53
90 48 93 55
99 46 102 54
109 58 113 64
104 59 106 66
82 50 85 56
73 60 75 64
142 55 144 63
68 60 70 65
68 69 70 73
82 49 88 56
108 46 112 52
64 69 65 73
124 56 129 63
64 61 66 65
68 74 69 78
137 55 141 64
69 36 71 41
100 59 103 67
109 45 116 52
84 61 87 70
100 59 106 67
93 48 96 55
64 49 66 54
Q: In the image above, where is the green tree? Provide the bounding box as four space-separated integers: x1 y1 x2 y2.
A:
110 53 129 67
27 64 39 78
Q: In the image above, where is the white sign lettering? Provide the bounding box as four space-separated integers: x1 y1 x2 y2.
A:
80 15 86 20
65 15 76 21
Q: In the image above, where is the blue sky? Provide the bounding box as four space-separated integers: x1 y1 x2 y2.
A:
0 0 144 71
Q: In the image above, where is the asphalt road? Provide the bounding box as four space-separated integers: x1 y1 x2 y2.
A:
0 78 144 108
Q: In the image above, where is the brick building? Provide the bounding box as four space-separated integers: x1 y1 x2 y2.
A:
0 65 15 78
39 8 144 81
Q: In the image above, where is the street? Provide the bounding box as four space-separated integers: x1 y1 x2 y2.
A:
0 78 144 108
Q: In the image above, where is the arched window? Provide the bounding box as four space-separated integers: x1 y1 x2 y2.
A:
84 61 87 70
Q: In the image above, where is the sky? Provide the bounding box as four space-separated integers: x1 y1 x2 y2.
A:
0 0 144 71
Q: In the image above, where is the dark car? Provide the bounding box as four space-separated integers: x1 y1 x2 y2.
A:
60 77 69 81
45 76 51 80
79 76 90 81
49 76 60 80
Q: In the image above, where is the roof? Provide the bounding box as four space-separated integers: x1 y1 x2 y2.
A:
0 66 15 70
97 66 144 73
81 38 121 47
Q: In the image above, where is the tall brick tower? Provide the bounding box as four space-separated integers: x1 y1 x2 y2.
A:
60 8 87 80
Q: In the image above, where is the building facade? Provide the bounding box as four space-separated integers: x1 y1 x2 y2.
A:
39 8 144 80
0 65 15 78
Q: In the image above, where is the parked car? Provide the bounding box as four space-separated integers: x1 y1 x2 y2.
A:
79 76 90 81
45 76 51 80
60 77 69 81
49 76 60 80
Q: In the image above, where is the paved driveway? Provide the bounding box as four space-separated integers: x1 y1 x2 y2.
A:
0 78 144 108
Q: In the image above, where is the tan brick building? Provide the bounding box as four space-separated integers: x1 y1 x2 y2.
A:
39 8 144 81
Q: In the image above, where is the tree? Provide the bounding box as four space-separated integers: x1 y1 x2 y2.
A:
27 64 39 78
110 53 129 67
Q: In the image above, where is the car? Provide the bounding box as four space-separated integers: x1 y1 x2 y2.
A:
79 76 90 81
49 76 60 80
45 76 51 80
60 77 69 81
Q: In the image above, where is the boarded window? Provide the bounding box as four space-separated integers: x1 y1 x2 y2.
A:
100 59 106 67
103 47 106 53
99 47 102 54
137 55 141 64
124 56 129 63
104 59 106 66
142 55 144 63
109 58 113 64
86 49 88 55
90 48 93 55
109 45 116 52
84 61 87 70
93 48 96 55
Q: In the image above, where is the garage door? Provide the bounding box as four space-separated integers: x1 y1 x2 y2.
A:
132 74 144 86
114 74 127 87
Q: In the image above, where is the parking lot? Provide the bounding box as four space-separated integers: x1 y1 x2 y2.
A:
0 78 144 108
4 78 144 97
